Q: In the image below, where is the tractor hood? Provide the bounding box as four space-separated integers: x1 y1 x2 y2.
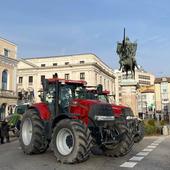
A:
70 98 114 125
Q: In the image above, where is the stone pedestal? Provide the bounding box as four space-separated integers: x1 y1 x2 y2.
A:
120 79 138 116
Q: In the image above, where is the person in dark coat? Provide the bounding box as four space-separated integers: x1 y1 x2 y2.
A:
0 119 10 144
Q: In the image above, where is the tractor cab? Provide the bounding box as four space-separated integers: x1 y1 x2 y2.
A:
40 77 87 115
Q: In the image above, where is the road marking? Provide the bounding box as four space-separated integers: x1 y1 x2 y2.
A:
151 143 159 146
120 137 164 168
147 145 157 148
142 148 153 152
120 162 137 168
129 156 144 161
136 152 149 156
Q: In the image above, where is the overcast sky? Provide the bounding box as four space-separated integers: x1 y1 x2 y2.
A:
0 0 170 76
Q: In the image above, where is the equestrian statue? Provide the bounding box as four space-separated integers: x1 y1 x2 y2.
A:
116 28 139 79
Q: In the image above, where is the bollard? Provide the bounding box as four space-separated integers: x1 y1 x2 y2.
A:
163 126 169 136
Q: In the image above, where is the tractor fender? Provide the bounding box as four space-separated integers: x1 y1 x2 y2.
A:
29 102 51 120
52 114 71 129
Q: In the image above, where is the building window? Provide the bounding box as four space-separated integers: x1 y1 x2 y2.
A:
18 77 23 84
65 74 69 80
4 49 9 57
41 64 46 67
65 62 69 65
100 76 102 84
41 75 45 82
118 76 121 80
138 75 150 80
139 80 150 85
53 63 58 66
95 73 97 84
80 61 85 64
80 73 85 80
2 70 8 90
29 76 33 85
107 80 109 90
104 79 106 89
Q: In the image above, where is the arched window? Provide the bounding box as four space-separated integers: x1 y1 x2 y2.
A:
2 70 8 90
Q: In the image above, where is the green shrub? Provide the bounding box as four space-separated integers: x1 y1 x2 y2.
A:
147 119 156 126
144 124 157 135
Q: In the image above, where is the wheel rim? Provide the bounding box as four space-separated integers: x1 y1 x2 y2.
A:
56 128 74 156
22 118 33 146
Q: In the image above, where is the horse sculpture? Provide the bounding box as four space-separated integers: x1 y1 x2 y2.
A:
120 57 138 79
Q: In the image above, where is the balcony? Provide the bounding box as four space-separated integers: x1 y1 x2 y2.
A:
0 89 17 99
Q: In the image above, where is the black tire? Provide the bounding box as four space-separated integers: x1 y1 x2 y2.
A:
52 119 92 164
134 121 145 143
102 124 134 157
19 109 49 154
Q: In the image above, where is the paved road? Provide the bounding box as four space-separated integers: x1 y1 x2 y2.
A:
0 136 169 170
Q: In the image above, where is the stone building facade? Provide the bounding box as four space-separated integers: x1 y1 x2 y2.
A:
17 53 115 102
137 86 155 118
0 38 18 119
155 77 170 113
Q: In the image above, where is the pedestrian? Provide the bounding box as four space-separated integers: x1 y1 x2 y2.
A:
0 119 10 144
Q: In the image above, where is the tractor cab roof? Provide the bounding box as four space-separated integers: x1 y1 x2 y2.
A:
86 86 110 95
47 78 87 86
86 89 110 95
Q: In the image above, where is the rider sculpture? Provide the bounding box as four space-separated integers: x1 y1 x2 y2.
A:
116 29 139 79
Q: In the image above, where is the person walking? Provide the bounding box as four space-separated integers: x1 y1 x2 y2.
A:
0 119 10 144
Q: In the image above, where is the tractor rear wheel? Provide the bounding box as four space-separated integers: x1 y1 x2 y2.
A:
19 109 49 154
102 124 134 157
52 119 92 164
134 121 145 143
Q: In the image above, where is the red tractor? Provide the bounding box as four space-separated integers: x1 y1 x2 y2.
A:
87 88 144 143
19 75 133 163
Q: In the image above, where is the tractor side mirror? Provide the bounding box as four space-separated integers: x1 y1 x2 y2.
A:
97 84 103 94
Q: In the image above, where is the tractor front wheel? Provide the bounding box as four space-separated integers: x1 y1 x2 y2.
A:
134 120 145 143
19 109 49 154
52 119 92 164
102 124 134 157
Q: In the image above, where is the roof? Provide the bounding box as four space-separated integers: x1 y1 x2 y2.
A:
138 85 155 93
22 53 114 73
47 78 87 85
141 89 155 93
19 58 38 68
0 37 17 46
155 77 170 83
23 53 96 60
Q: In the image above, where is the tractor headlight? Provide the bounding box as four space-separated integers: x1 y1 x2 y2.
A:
126 116 135 120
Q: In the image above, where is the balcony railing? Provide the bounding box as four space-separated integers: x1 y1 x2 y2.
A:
0 89 17 98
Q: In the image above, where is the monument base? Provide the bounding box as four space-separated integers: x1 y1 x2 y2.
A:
120 79 138 116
